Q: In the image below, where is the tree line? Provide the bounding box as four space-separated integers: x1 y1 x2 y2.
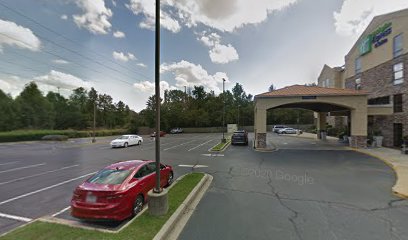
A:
0 82 135 132
0 82 314 133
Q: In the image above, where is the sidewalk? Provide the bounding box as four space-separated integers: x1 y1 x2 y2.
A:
353 147 408 198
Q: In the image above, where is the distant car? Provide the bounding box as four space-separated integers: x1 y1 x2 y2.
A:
150 131 166 137
170 128 183 134
231 130 248 145
71 160 174 221
278 128 301 134
110 135 143 148
272 125 288 133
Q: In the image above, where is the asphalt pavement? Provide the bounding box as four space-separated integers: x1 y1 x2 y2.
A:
0 133 407 240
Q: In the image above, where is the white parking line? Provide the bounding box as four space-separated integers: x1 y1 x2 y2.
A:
0 172 96 206
188 139 215 151
0 212 32 222
0 161 19 166
163 139 198 151
0 163 46 174
52 206 71 217
0 165 79 186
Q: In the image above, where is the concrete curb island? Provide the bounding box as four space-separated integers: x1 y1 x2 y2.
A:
350 148 408 199
0 173 213 238
153 173 213 240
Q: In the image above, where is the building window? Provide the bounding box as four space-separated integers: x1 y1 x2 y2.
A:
368 96 390 105
355 57 362 74
355 78 361 90
393 62 404 85
394 94 403 112
393 34 403 58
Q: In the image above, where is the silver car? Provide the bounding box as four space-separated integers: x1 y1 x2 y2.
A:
278 128 298 134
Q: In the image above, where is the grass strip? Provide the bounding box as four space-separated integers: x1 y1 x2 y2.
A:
0 173 205 240
210 139 231 151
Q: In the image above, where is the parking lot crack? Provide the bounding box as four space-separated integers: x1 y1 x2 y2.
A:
267 175 303 240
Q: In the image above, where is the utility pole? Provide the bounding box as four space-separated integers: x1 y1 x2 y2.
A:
222 78 226 142
92 101 96 143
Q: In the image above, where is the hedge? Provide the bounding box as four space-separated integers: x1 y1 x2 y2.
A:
0 129 128 143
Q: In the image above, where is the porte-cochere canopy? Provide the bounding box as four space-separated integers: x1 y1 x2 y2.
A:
254 85 369 149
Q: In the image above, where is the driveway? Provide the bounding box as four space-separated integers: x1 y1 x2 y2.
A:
179 134 408 240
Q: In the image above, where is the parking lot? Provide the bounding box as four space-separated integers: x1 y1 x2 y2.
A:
1 133 408 239
0 133 220 234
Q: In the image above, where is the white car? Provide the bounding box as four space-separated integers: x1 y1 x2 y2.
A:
110 135 143 148
278 128 299 134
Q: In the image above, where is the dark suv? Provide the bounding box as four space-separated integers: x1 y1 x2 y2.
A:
231 130 248 145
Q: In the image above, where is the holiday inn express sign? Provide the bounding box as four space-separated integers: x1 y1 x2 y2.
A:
359 22 392 56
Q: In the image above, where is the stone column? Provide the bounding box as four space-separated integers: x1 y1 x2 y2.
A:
316 112 327 139
350 109 367 148
255 107 267 149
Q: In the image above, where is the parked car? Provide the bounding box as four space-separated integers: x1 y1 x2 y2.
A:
150 131 166 137
278 128 301 134
71 160 173 221
272 125 288 133
110 135 143 148
231 130 248 145
170 128 183 134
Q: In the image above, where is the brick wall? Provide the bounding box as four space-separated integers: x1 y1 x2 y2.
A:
345 53 408 147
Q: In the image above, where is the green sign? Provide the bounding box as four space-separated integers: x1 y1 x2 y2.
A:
359 35 372 56
359 22 392 56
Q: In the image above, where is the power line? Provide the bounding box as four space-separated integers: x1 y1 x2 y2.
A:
0 32 134 87
0 1 153 81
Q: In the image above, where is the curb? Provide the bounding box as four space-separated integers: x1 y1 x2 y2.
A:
208 141 231 152
153 173 213 240
348 147 408 199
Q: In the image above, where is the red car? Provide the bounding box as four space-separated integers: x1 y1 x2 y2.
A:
150 131 166 137
71 160 173 221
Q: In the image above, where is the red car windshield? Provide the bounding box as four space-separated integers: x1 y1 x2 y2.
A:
87 169 131 185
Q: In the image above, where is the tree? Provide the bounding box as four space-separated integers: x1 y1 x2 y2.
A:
15 82 55 129
0 89 17 131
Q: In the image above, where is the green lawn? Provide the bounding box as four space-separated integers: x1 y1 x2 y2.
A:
0 173 204 240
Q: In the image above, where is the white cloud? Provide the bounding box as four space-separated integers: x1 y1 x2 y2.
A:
127 0 298 33
0 19 41 52
160 60 228 92
137 63 147 68
199 32 239 64
61 14 68 20
34 70 92 90
112 0 117 7
126 0 181 33
133 80 175 96
113 30 125 38
112 51 136 62
334 0 408 36
53 59 70 64
73 0 113 35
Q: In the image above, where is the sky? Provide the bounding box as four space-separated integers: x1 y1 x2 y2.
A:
0 0 408 111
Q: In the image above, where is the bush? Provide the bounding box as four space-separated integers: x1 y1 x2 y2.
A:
41 135 69 141
0 129 128 143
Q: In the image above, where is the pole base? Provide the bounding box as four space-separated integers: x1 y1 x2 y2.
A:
148 188 169 216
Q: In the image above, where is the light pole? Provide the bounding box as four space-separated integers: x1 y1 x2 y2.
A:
222 78 226 142
148 0 168 217
154 0 161 194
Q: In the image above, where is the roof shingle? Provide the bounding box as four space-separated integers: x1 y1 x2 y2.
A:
255 85 367 98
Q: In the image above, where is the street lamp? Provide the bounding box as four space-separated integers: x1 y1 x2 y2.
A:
222 78 226 143
154 0 161 194
147 0 168 217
